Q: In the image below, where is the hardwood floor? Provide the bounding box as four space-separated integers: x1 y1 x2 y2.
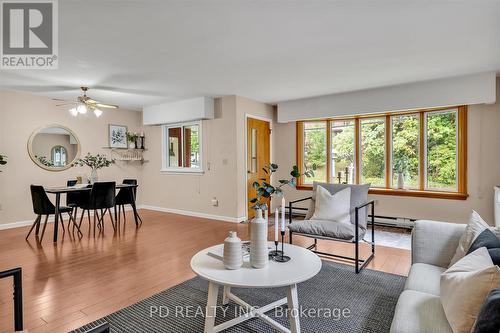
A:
0 210 410 332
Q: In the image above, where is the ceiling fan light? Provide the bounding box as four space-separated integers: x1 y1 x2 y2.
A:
77 103 87 114
93 108 103 117
69 107 78 116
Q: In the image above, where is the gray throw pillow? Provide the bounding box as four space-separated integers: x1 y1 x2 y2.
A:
472 289 500 333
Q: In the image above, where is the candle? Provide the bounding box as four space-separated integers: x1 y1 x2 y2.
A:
281 196 286 232
274 208 279 242
264 209 268 223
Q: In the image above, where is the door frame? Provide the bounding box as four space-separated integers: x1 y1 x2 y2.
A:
244 114 273 221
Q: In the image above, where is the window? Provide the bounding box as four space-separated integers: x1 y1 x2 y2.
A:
162 121 203 172
296 106 467 199
51 146 67 167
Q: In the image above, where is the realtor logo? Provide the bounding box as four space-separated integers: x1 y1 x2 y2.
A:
1 0 58 69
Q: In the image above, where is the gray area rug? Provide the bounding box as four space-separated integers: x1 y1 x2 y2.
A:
72 261 405 333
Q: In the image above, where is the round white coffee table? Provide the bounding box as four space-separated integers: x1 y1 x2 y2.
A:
191 242 322 333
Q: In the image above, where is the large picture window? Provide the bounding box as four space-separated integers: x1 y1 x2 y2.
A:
162 121 202 172
296 106 467 199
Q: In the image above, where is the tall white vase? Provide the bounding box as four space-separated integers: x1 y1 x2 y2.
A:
90 169 98 184
397 173 405 189
250 209 268 269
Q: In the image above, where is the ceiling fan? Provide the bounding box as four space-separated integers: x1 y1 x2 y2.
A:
55 86 119 117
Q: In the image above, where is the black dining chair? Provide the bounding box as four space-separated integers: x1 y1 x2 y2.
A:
26 185 81 241
114 179 138 225
66 180 90 229
78 182 117 236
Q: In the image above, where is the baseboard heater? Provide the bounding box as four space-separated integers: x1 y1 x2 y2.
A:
289 209 415 230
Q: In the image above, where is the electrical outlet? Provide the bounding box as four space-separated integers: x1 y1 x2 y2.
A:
211 198 219 207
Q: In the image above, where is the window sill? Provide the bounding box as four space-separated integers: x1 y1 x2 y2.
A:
160 168 204 175
296 185 468 200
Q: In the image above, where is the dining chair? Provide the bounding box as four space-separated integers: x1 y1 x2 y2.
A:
78 182 116 236
26 185 80 241
66 180 90 230
114 179 138 225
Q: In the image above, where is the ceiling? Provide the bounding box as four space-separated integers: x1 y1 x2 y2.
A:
1 0 500 110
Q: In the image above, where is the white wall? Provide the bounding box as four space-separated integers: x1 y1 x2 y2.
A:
277 72 496 122
273 78 500 226
143 97 214 125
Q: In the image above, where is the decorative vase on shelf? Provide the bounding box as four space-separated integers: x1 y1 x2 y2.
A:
250 209 268 269
128 142 135 149
90 168 98 184
397 172 405 189
223 231 243 270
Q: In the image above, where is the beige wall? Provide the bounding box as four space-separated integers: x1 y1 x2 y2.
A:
273 78 500 226
140 96 275 221
0 90 143 225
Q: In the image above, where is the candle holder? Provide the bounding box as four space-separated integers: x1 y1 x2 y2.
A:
269 240 283 257
273 231 291 262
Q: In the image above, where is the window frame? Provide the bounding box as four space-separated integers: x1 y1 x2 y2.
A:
296 106 468 200
161 120 203 174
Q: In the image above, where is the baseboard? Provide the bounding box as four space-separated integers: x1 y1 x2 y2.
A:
140 205 246 223
0 206 139 231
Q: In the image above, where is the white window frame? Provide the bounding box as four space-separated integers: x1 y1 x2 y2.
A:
161 120 203 173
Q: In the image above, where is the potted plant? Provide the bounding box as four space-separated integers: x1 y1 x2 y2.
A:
248 163 315 268
393 158 408 189
126 132 139 149
73 153 115 183
0 154 6 172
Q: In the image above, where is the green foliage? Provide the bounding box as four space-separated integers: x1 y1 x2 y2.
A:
361 119 385 184
427 112 457 188
126 132 139 143
74 153 115 170
0 154 6 172
304 126 326 169
392 115 419 186
249 163 315 211
35 155 54 167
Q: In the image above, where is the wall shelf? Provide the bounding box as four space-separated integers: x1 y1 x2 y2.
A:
102 147 148 164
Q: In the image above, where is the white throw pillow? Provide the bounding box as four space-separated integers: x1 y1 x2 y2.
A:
310 186 351 224
449 211 499 267
440 247 500 333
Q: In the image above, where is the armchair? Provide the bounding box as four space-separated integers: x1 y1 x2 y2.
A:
288 182 375 273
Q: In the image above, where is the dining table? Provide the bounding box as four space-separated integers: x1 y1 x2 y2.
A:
44 183 142 243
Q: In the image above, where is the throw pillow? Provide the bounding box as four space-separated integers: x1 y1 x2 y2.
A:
472 289 500 333
441 247 500 333
311 186 351 224
467 229 500 266
449 211 491 267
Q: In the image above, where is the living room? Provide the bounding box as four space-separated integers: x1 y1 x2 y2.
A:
0 1 499 333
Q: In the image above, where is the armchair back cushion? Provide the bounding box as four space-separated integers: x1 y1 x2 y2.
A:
305 182 370 232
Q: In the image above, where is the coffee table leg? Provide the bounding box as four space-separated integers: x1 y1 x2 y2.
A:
205 281 219 333
222 286 231 305
287 284 300 333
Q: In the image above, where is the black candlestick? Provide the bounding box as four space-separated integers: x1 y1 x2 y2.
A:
273 230 291 262
269 240 282 257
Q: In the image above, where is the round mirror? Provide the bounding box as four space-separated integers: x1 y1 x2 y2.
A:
28 125 80 171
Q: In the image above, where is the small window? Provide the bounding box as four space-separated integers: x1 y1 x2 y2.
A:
302 121 327 183
360 117 386 187
391 114 419 189
331 120 356 184
162 121 203 172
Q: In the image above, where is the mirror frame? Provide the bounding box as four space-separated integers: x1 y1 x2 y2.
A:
27 124 81 172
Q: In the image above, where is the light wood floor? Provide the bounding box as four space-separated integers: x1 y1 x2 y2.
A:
0 210 411 332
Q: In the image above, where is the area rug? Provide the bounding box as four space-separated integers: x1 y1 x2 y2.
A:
72 261 405 333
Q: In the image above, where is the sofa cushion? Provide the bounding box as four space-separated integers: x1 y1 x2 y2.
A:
404 263 446 296
467 229 500 266
305 182 370 231
390 290 452 333
441 247 500 333
288 219 365 241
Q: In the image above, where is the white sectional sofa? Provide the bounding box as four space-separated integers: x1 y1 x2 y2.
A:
390 220 467 333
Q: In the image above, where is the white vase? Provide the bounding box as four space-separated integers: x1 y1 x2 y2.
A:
223 231 243 270
250 209 268 269
397 172 405 189
90 169 98 184
129 142 135 149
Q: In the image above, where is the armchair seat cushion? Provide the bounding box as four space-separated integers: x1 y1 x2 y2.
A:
288 219 366 241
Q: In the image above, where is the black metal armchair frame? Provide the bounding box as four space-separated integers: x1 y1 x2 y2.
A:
0 267 23 331
288 197 375 273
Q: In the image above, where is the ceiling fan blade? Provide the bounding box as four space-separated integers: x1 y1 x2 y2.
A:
96 103 119 109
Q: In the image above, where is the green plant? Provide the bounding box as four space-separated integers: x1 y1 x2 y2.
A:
74 153 115 170
249 163 315 211
35 155 54 167
0 154 6 172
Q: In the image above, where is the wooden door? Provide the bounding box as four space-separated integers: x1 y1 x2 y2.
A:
247 117 271 219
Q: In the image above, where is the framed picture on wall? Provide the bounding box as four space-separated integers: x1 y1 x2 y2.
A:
109 124 128 148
